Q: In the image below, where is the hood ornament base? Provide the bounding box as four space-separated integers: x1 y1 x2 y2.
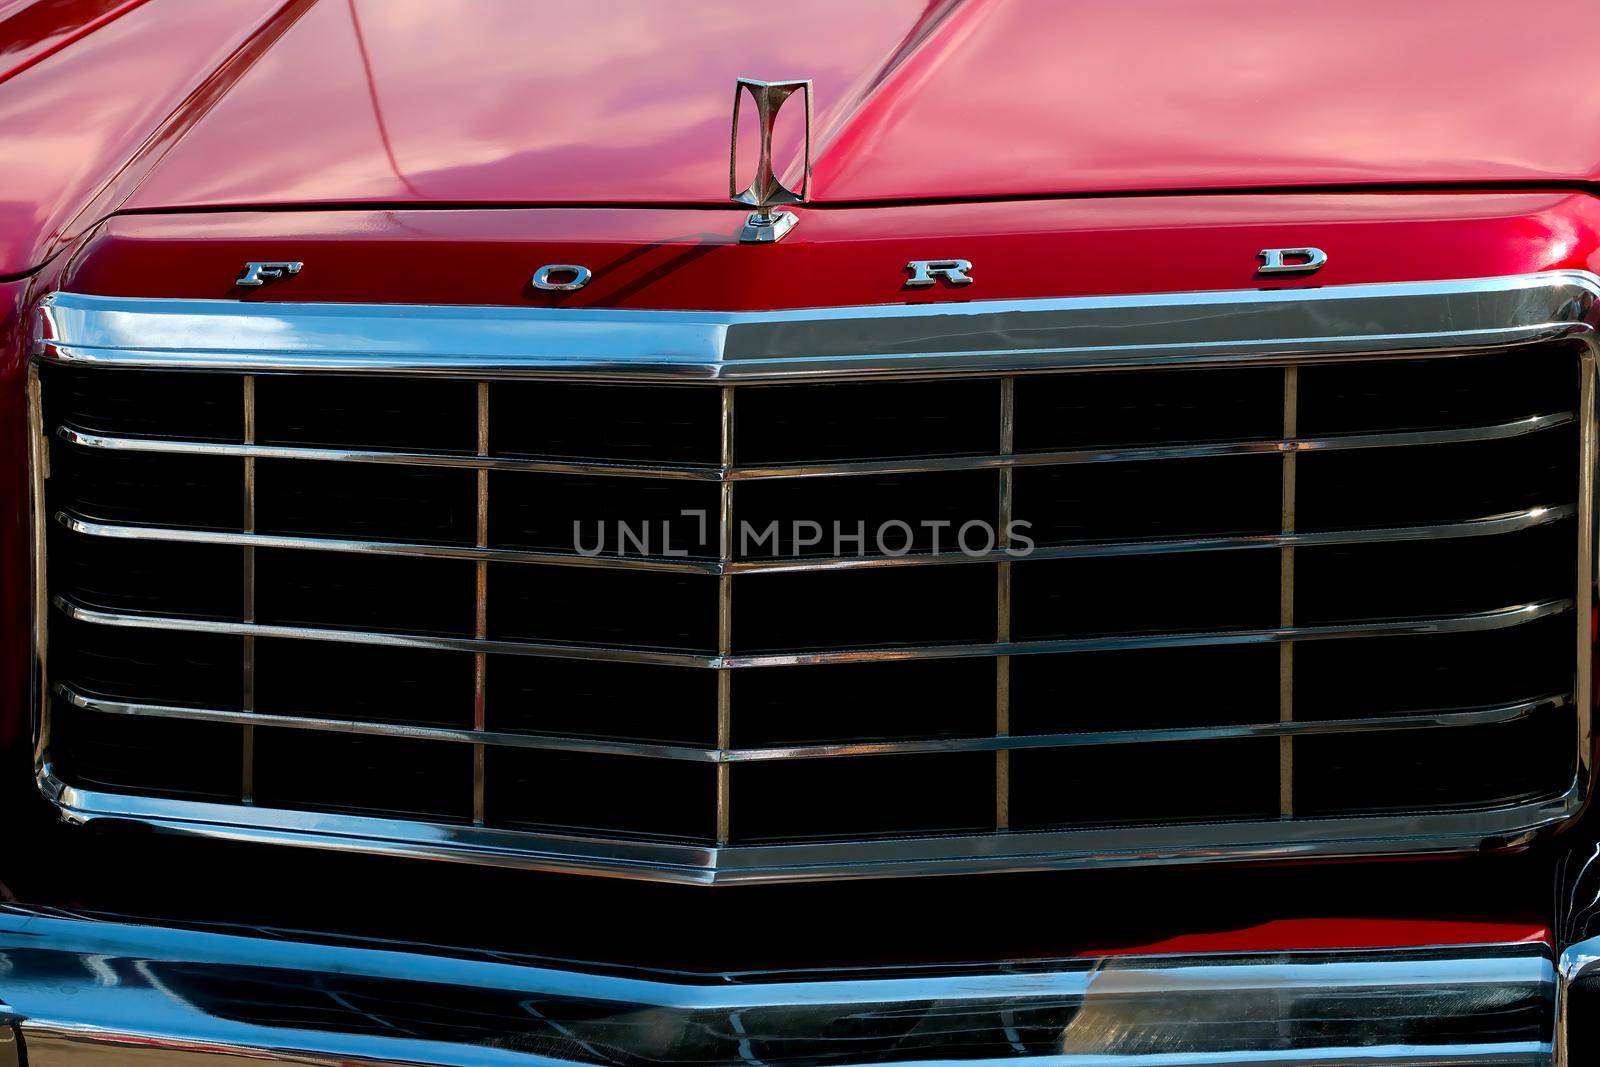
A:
738 209 798 243
730 78 811 244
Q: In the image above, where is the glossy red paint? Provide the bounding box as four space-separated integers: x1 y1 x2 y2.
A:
1094 919 1551 959
11 0 1600 278
63 191 1600 310
808 0 1600 203
118 0 942 214
0 0 292 276
115 0 1600 219
0 0 152 87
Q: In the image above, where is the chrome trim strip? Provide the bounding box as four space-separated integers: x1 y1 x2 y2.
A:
56 684 1568 762
37 762 1587 882
25 366 48 782
55 685 719 761
54 504 1579 574
51 594 1574 669
32 271 1600 884
720 599 1573 668
55 425 723 481
33 271 1600 380
53 595 717 667
0 906 1554 1067
1576 352 1596 787
57 509 723 573
54 409 1575 480
728 411 1576 479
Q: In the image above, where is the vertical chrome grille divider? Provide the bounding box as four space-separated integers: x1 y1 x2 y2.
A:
27 366 50 769
996 376 1016 831
241 375 256 805
1577 352 1596 779
1279 365 1298 818
716 386 735 846
473 382 490 826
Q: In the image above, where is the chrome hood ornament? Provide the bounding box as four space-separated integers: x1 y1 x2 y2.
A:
730 77 811 244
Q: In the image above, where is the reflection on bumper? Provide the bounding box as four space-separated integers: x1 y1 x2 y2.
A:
0 906 1555 1066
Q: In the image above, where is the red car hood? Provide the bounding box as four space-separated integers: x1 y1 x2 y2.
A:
6 0 1600 273
124 0 1600 210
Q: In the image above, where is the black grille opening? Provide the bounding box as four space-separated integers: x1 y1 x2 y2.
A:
737 379 1000 462
733 565 997 653
735 470 998 558
54 443 242 529
487 656 716 745
1296 426 1576 530
492 472 719 556
253 729 473 822
1012 645 1277 734
54 531 242 620
489 565 718 652
1012 550 1280 639
730 751 994 843
256 375 477 453
492 381 721 464
1295 707 1576 816
255 550 474 636
48 366 244 441
1016 366 1283 450
1296 348 1576 435
51 694 241 801
484 749 715 841
52 619 241 708
1295 520 1575 625
731 659 997 746
255 640 474 728
255 460 476 544
1014 455 1281 544
1294 615 1574 719
1010 738 1279 829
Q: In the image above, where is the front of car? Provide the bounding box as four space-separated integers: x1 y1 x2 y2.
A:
1 0 1599 1063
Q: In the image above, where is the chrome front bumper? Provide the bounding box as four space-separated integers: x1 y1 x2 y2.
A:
0 906 1563 1066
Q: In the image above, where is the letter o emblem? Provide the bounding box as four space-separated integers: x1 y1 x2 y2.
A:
532 264 592 291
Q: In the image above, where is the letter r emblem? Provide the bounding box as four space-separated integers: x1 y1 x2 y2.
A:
905 259 974 287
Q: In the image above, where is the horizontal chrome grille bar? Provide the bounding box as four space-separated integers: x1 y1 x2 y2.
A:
53 596 716 667
729 412 1576 479
56 410 1575 481
56 684 1569 763
723 598 1574 666
54 504 1578 574
55 426 722 481
55 686 716 762
53 594 1574 668
55 511 724 574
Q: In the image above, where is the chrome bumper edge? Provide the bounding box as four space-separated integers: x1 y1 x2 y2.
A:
0 905 1557 1066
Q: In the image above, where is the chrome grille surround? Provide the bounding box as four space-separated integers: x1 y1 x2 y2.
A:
29 271 1600 885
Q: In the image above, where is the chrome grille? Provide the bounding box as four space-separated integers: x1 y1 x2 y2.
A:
29 276 1597 883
